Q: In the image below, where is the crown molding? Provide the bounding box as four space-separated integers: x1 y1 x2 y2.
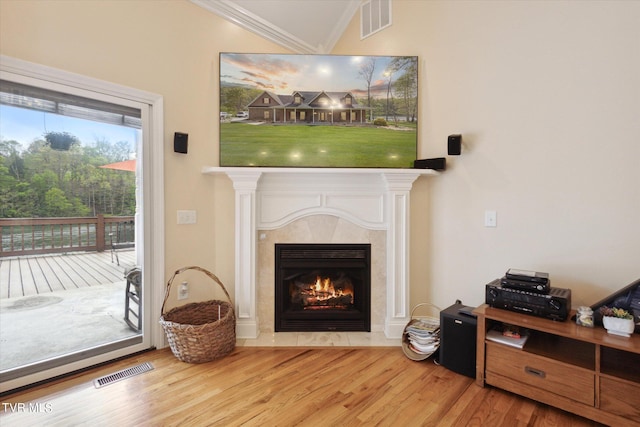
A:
191 0 359 54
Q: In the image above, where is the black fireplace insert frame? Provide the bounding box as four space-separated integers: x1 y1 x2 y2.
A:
274 243 371 332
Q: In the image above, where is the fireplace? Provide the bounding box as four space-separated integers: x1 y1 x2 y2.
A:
275 243 371 332
203 167 436 338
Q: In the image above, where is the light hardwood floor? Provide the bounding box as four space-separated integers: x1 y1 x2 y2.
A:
0 347 603 426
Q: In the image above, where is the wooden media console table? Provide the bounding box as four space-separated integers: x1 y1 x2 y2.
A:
474 304 640 426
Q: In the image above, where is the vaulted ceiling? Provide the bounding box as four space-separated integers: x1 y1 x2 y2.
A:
191 0 361 54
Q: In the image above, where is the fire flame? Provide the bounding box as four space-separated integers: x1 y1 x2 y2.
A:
314 276 331 293
303 275 353 306
289 273 356 309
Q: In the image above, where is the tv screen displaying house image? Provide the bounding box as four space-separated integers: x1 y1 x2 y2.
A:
219 53 418 168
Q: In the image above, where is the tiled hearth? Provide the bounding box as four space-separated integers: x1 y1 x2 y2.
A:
237 331 399 347
203 167 437 342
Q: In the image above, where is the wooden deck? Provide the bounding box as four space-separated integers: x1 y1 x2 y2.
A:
0 249 136 299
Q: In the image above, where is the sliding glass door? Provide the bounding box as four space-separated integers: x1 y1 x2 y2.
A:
0 57 163 393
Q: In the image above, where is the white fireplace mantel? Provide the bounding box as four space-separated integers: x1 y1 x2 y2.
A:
202 167 438 339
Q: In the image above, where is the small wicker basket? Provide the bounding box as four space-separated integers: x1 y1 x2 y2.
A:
159 266 236 363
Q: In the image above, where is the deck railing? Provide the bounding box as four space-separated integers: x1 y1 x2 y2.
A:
0 215 135 257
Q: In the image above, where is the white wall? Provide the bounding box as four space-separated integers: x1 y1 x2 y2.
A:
1 0 638 314
333 0 640 308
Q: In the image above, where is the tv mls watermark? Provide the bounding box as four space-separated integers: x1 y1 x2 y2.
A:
2 402 53 413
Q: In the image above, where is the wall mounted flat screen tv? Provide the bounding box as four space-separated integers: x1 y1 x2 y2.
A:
219 53 418 168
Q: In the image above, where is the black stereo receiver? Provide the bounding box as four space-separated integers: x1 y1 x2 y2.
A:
485 279 571 321
500 277 550 294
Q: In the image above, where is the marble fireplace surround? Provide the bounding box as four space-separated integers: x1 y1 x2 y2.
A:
202 167 437 339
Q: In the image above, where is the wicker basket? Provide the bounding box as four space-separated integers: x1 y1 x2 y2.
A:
160 266 235 363
402 303 441 361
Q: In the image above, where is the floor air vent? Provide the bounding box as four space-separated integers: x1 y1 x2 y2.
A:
93 362 153 388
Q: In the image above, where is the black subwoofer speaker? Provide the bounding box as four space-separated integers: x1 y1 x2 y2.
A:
439 302 477 378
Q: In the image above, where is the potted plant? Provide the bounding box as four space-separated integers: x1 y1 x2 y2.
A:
599 306 635 337
44 131 79 151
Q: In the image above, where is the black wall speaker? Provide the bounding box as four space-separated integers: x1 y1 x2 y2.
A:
174 132 188 154
439 302 477 378
448 134 462 155
414 157 446 170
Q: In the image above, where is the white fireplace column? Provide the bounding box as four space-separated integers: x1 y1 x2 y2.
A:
226 170 262 339
203 167 438 339
382 173 420 338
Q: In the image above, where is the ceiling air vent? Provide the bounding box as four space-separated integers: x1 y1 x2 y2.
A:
361 0 392 39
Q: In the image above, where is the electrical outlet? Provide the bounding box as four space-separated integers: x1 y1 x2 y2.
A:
484 210 497 227
177 210 197 224
178 281 189 300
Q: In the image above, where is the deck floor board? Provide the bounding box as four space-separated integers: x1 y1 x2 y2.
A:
0 259 11 298
19 257 39 296
8 260 22 298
